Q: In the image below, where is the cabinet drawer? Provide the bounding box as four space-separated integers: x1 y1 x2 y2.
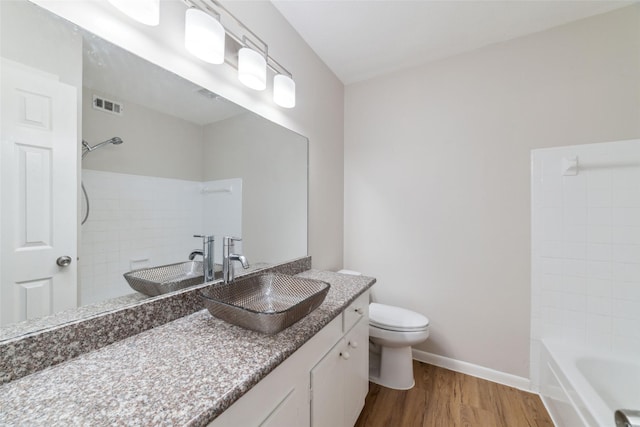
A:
343 291 369 333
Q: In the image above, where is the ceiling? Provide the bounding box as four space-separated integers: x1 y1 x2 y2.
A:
82 31 247 126
272 0 635 85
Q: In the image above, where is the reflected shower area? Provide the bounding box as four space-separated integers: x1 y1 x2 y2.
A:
81 137 124 225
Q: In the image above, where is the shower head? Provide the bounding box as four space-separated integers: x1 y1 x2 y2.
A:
82 137 124 158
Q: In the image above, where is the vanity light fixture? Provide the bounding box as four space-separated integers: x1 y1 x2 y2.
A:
184 8 225 64
238 46 267 91
108 0 297 106
108 0 160 26
181 0 297 108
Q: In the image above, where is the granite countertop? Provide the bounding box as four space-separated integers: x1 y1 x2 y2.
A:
0 270 375 427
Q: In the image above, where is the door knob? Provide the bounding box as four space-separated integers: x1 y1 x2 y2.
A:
56 256 72 267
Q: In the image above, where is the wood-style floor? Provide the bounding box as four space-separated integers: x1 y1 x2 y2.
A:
355 361 554 427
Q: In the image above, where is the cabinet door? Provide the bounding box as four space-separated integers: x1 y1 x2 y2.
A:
343 318 369 426
310 338 347 427
260 388 302 427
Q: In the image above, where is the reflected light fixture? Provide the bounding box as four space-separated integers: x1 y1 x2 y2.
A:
184 8 225 64
238 47 267 91
273 74 296 108
108 0 160 26
109 0 297 107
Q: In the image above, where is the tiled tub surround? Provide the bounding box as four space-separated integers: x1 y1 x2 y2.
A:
0 257 310 384
530 139 640 390
0 270 375 426
80 170 242 305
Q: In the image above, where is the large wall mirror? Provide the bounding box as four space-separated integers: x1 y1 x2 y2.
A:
0 0 308 340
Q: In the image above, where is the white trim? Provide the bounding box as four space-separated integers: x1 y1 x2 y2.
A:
412 349 531 392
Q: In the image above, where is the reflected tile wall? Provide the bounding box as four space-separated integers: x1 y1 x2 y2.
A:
79 170 204 304
530 139 640 390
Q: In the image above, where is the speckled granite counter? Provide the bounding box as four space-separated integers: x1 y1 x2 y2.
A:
0 270 375 427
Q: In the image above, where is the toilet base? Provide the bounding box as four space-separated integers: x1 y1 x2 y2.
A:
368 345 415 390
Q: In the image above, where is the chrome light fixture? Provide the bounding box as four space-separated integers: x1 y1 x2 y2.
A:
110 0 297 108
238 46 267 91
108 0 160 26
184 8 225 64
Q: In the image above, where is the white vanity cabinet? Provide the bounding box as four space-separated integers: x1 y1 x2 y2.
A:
311 292 369 427
209 291 370 427
342 317 369 426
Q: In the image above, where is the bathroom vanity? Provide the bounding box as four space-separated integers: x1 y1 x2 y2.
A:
211 289 369 427
0 270 374 426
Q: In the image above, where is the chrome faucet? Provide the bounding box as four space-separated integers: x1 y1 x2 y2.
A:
193 234 215 282
222 236 249 284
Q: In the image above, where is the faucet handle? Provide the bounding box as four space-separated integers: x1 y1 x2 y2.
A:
223 236 242 244
194 234 214 242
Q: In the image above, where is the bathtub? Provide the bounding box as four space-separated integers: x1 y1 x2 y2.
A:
540 339 640 427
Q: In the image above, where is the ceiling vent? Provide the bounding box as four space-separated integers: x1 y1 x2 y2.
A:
92 95 123 116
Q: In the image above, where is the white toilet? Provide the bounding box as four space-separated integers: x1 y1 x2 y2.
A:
369 302 429 390
337 270 430 390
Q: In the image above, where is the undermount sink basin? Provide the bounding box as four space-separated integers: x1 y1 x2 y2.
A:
200 273 330 335
124 261 222 297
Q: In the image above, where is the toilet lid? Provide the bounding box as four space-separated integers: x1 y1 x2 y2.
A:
369 303 429 332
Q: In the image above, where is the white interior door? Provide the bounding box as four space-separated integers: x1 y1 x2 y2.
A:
1 58 78 326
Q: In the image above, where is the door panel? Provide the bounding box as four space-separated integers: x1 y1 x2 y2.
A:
1 58 78 326
310 338 346 427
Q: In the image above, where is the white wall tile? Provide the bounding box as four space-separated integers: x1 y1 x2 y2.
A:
587 277 612 297
563 275 587 293
531 139 640 387
562 259 586 277
564 225 587 243
613 188 640 207
587 295 612 316
613 262 640 281
614 299 640 319
587 207 612 226
613 245 640 263
612 226 640 244
587 187 612 208
613 281 640 301
613 207 640 226
587 261 612 279
587 225 611 243
587 243 612 261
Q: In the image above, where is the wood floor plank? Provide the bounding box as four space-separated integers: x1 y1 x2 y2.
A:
460 404 499 427
355 361 553 427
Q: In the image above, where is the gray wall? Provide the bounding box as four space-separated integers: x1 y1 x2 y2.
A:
82 88 204 182
204 113 308 263
0 1 81 89
344 5 640 378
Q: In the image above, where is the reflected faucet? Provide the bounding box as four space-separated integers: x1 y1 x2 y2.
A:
192 235 215 282
223 236 249 284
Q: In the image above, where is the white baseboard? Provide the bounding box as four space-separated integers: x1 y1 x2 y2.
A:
412 349 531 392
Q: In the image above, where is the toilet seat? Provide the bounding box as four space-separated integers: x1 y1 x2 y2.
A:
369 303 429 332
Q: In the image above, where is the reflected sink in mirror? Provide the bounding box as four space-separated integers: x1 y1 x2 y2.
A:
200 273 330 335
124 261 222 297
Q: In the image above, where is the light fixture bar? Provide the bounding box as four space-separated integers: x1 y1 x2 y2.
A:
267 56 292 78
182 0 291 77
180 0 295 106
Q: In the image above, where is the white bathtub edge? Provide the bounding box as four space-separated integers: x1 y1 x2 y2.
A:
412 349 531 392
